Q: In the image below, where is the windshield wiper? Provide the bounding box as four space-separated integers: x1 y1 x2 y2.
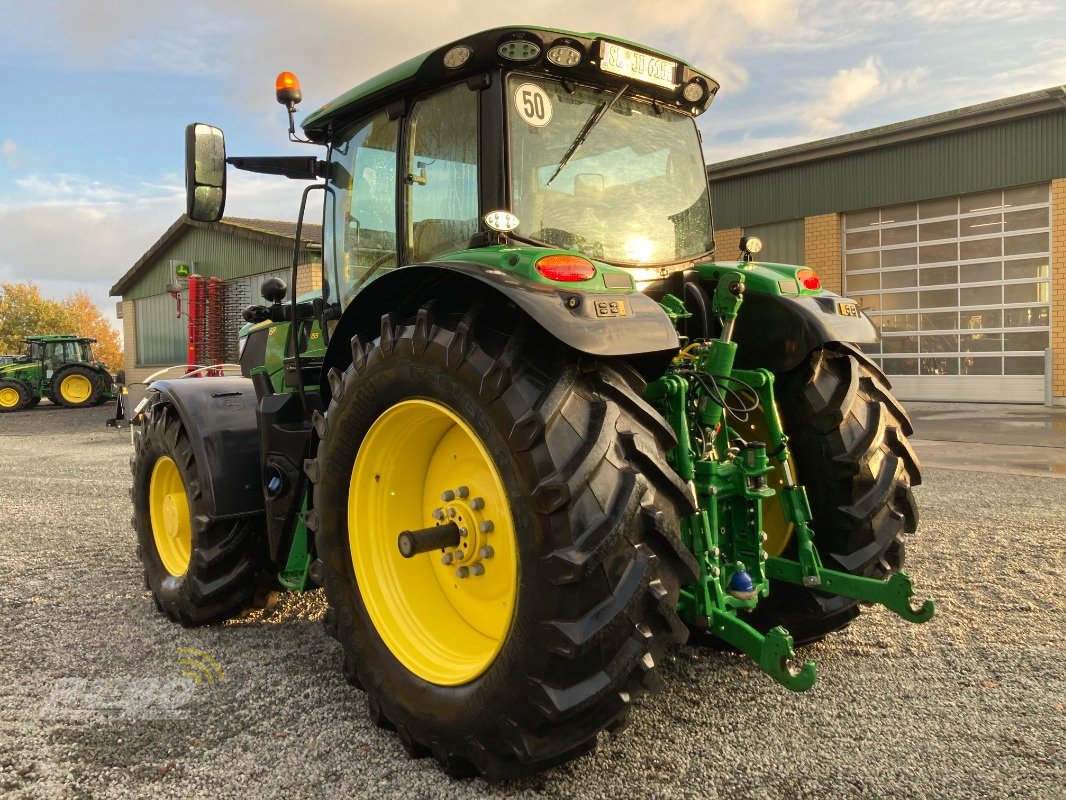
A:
544 84 627 187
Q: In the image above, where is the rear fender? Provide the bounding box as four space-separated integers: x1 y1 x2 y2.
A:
696 261 878 373
321 261 681 402
149 377 263 519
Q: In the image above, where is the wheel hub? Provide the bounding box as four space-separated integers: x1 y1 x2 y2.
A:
432 486 496 577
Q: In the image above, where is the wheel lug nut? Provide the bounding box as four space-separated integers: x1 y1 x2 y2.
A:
447 507 457 518
456 486 469 498
471 563 485 577
459 527 468 538
432 508 445 521
441 490 456 502
455 566 470 579
479 520 494 534
471 497 485 510
478 546 494 559
441 553 454 566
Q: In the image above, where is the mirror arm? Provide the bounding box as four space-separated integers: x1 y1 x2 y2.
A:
226 156 322 181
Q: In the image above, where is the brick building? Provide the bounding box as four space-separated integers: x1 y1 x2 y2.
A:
709 86 1066 404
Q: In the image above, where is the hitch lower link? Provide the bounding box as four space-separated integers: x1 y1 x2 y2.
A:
648 276 934 692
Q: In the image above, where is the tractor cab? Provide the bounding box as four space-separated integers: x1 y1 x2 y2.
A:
187 28 722 359
27 336 96 378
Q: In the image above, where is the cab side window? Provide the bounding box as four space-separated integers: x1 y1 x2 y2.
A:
406 83 479 263
327 111 399 306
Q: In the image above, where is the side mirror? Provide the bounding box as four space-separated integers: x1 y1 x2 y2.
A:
185 123 227 222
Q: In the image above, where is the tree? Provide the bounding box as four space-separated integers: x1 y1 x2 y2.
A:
0 282 123 371
62 291 124 371
0 283 70 353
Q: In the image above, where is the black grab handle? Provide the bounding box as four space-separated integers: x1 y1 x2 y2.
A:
397 521 462 558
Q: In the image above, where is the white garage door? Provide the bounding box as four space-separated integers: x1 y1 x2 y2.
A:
843 183 1051 402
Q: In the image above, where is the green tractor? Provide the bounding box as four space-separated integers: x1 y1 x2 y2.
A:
0 335 115 412
131 26 932 779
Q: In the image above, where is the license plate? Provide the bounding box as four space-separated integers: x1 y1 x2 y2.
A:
594 299 628 318
598 42 678 90
838 301 860 317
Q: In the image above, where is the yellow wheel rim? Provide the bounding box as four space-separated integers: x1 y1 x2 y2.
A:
149 456 192 576
0 387 19 408
742 408 797 557
349 399 518 686
60 374 92 404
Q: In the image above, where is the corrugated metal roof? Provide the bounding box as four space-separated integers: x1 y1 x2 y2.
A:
708 89 1066 229
708 85 1066 180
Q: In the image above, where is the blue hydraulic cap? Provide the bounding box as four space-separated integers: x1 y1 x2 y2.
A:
729 570 754 594
267 475 283 495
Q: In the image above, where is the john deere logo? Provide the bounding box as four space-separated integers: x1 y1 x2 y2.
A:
174 263 192 278
176 647 224 685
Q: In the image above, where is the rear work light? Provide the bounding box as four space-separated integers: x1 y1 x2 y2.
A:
535 255 597 282
796 268 821 290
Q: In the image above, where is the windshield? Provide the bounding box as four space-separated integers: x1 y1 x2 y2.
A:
507 75 712 266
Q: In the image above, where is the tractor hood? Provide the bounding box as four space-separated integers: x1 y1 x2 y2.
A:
0 360 35 379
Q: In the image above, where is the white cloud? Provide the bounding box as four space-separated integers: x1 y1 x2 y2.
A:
804 56 926 136
0 167 306 314
903 0 1055 21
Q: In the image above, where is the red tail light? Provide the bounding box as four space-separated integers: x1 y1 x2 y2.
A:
535 255 596 282
796 268 821 290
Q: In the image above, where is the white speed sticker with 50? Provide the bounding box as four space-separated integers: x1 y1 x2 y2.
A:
514 83 552 127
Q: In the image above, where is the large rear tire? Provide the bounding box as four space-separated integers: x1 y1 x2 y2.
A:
53 365 104 408
310 302 697 780
749 345 921 644
131 399 264 626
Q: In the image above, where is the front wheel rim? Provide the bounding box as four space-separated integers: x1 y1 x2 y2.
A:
149 456 192 576
349 399 518 686
0 387 19 408
60 374 92 403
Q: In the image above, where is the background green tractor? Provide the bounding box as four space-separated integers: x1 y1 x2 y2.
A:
130 26 930 779
0 335 115 413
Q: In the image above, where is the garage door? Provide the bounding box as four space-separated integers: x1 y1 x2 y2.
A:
843 183 1051 402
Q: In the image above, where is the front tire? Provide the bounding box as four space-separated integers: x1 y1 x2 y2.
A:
131 399 264 626
750 345 921 643
0 380 30 412
310 303 697 779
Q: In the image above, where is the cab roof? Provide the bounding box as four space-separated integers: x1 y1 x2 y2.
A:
301 25 717 138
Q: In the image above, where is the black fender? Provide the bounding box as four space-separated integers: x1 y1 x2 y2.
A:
321 261 680 400
149 377 263 519
732 291 879 373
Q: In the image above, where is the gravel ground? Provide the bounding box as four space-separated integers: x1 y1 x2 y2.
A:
1 403 1063 799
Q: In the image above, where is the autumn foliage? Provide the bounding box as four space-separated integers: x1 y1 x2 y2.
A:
0 282 123 372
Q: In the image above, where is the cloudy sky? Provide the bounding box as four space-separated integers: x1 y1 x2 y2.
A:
1 0 1063 329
